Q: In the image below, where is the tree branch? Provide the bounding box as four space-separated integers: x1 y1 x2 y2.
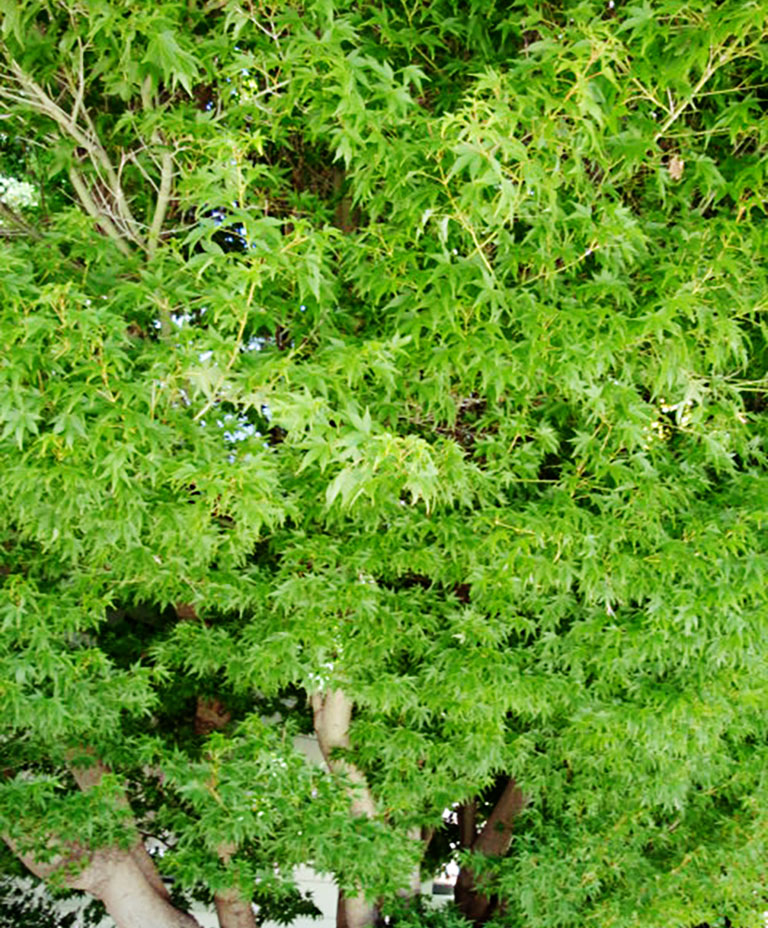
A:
457 800 477 849
0 201 41 239
192 701 258 928
455 779 527 924
311 689 378 928
148 150 174 257
214 842 258 928
5 60 145 248
5 829 200 928
67 749 171 902
68 166 131 256
310 689 377 818
472 778 525 858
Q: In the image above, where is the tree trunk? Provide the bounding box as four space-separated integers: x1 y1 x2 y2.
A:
397 826 424 899
336 888 348 928
336 888 378 928
5 748 202 928
72 752 196 916
454 779 526 925
77 850 202 928
215 886 258 928
68 750 172 900
214 841 258 928
191 699 258 928
457 800 476 851
7 839 201 928
454 866 492 925
311 689 378 928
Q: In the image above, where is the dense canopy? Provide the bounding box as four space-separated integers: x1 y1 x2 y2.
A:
1 2 768 928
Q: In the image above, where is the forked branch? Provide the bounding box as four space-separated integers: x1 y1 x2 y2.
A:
1 55 176 256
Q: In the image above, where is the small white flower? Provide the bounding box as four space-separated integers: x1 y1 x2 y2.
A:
0 174 38 210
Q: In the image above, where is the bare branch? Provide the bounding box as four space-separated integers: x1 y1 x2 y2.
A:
126 147 161 193
0 201 41 238
4 60 145 249
69 40 85 126
68 166 131 256
148 150 174 257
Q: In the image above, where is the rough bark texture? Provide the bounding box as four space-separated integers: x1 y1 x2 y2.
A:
455 779 526 925
311 689 378 928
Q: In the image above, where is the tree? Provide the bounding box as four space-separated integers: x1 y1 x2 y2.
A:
2 2 768 928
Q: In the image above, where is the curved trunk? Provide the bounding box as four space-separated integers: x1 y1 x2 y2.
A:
76 849 201 928
7 839 201 928
5 749 202 928
312 689 378 928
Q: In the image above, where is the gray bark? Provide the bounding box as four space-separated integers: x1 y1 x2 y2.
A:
76 850 202 928
336 889 377 928
68 751 172 900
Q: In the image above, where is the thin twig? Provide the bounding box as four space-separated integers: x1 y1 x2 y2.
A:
0 201 41 239
68 165 131 256
656 45 737 138
6 60 145 248
193 281 257 422
70 40 85 126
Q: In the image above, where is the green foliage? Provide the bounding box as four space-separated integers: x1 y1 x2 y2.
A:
0 876 102 928
1 1 768 926
382 896 472 928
